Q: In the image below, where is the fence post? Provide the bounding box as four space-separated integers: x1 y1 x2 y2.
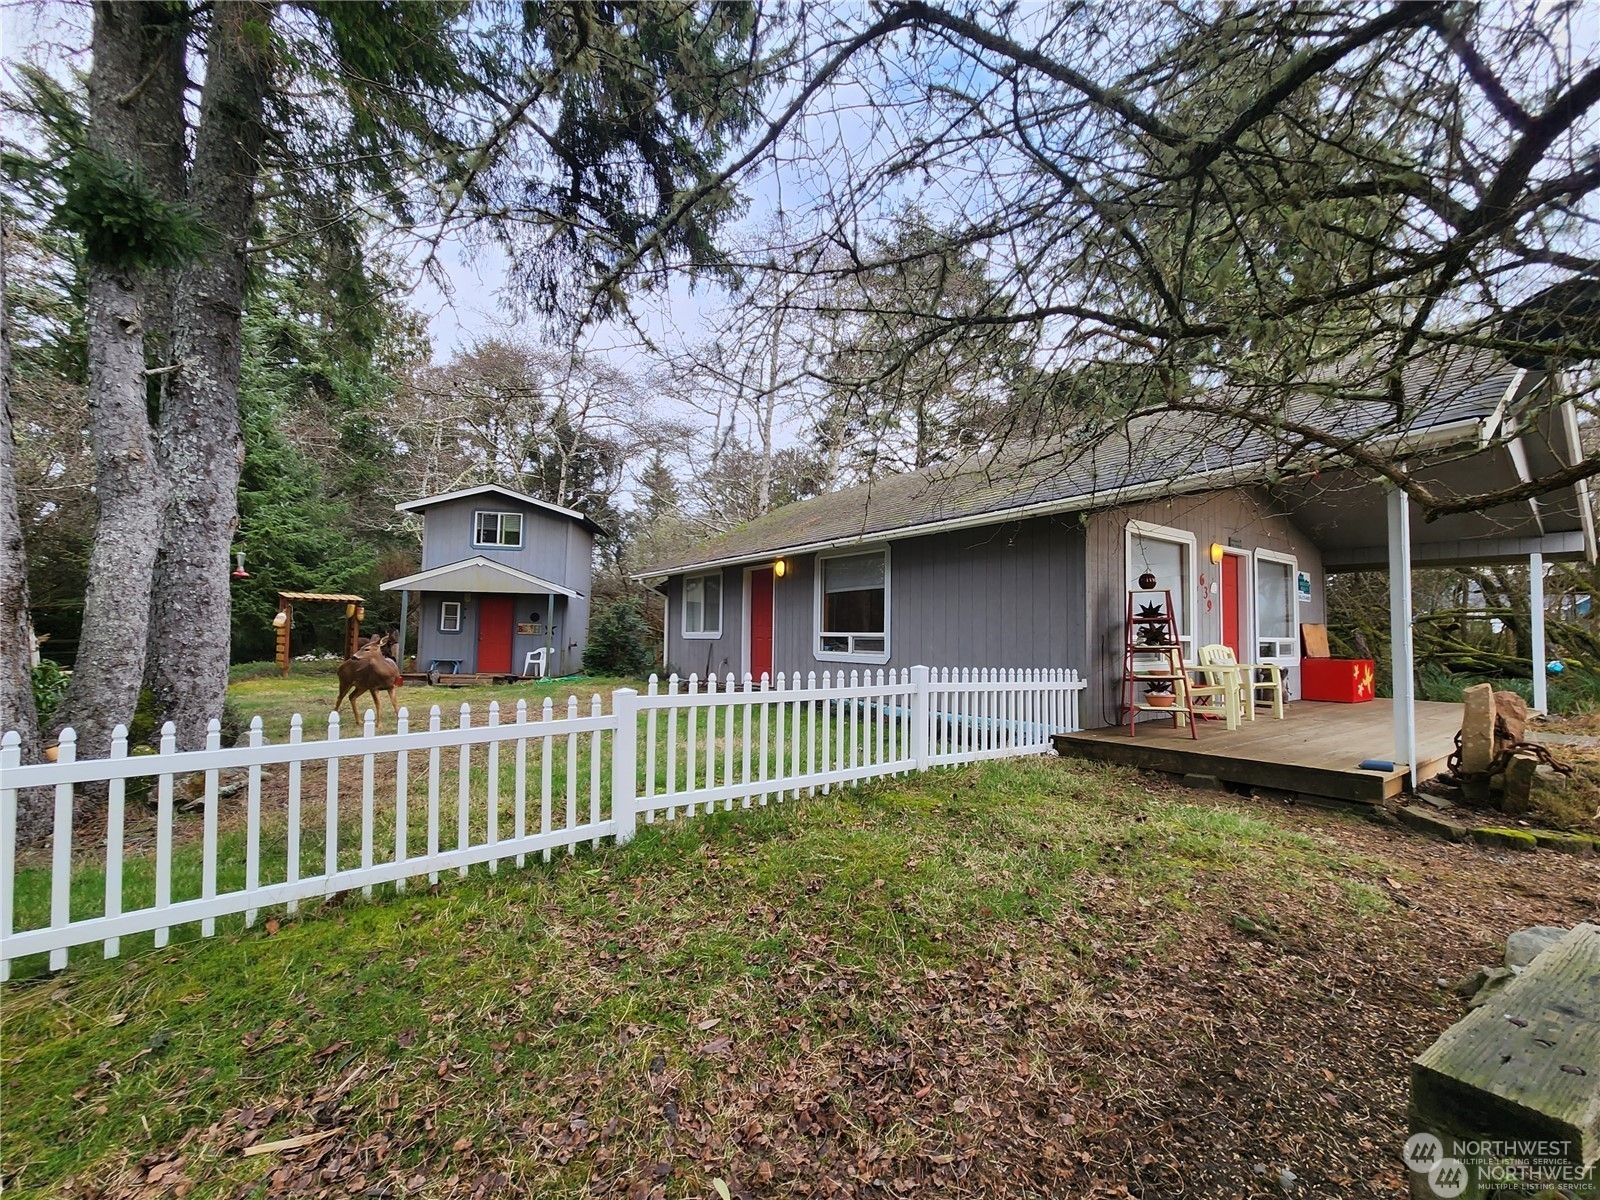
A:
910 665 930 772
612 688 640 845
1 731 19 983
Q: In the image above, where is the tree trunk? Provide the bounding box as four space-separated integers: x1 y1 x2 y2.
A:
147 1 272 749
0 227 51 846
137 0 191 378
0 219 47 787
50 2 173 762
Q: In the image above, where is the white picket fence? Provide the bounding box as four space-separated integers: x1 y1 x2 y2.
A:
0 665 1082 978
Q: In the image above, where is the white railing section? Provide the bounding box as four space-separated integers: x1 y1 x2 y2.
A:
0 665 1081 978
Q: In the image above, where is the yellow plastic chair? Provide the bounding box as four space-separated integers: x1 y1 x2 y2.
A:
1198 644 1284 721
1181 662 1239 729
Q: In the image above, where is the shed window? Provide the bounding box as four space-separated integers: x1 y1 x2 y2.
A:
474 511 524 548
818 550 888 659
440 601 462 633
683 573 722 637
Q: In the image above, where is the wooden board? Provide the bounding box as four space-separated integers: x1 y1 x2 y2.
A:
1300 622 1331 658
1412 923 1600 1168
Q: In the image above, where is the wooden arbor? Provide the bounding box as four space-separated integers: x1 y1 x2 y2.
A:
275 591 365 676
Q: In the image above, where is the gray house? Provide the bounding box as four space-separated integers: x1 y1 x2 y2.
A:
382 485 599 678
638 354 1594 730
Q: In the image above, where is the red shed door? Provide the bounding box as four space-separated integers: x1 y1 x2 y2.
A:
477 595 515 674
1220 554 1242 659
748 567 774 682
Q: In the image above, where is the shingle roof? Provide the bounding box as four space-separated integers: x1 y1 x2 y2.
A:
639 348 1526 576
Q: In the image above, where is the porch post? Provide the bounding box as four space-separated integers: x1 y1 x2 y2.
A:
397 590 410 668
1529 552 1547 714
1387 489 1417 789
546 591 555 676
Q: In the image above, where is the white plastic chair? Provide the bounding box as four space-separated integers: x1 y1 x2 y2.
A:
522 648 548 678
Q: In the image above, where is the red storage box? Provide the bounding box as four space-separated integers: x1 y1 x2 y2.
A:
1300 658 1376 703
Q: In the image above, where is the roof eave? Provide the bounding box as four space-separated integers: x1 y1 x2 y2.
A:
381 555 580 597
394 484 603 534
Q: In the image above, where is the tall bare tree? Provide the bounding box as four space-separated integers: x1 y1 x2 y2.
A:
599 3 1600 519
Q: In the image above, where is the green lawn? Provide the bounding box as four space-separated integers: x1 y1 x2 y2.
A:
7 669 881 977
225 660 646 743
8 750 1596 1198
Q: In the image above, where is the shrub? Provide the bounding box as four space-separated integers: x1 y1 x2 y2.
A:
31 660 69 727
583 598 657 677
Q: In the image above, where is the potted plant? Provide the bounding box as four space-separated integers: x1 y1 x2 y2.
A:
1144 678 1176 707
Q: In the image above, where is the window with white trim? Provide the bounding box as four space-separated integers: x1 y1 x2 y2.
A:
439 601 462 632
817 550 888 659
682 572 722 637
473 510 524 548
1126 522 1196 655
1255 550 1298 662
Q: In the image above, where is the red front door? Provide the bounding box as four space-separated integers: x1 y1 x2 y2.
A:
749 568 774 682
1220 554 1242 659
477 595 515 673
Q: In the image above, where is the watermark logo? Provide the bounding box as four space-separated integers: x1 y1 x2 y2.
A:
1404 1133 1443 1171
1404 1131 1594 1197
1426 1158 1469 1199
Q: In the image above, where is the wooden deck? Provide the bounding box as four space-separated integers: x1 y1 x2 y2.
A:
1051 699 1462 804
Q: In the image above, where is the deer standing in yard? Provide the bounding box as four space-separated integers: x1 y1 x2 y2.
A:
335 632 402 725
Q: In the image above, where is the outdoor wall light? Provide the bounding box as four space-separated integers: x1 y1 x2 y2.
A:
1210 542 1225 564
773 558 788 578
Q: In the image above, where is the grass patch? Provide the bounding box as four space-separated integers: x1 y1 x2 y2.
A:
225 663 646 744
2 755 1425 1197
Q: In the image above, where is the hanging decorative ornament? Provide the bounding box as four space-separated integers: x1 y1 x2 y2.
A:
1138 571 1158 589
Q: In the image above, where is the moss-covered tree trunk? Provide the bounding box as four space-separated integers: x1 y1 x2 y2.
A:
50 2 173 763
147 1 272 749
0 225 45 826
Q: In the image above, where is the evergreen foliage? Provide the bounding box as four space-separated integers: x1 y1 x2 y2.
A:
582 597 657 677
5 66 204 273
58 149 207 271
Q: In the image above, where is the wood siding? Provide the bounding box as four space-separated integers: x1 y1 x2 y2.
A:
659 485 1325 728
662 515 1089 683
407 496 593 677
1082 487 1325 729
418 497 578 577
414 592 580 677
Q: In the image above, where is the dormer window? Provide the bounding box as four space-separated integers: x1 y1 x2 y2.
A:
474 511 524 548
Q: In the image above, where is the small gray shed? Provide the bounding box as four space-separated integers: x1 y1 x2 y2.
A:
383 485 600 678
